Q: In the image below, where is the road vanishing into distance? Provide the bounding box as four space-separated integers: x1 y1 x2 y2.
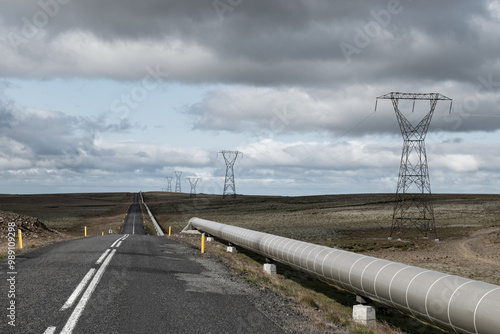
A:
119 193 145 235
1 194 285 334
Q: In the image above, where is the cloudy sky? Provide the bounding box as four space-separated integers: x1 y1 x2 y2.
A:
0 0 499 196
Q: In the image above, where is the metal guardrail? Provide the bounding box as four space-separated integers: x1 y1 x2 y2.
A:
139 192 164 236
184 217 500 334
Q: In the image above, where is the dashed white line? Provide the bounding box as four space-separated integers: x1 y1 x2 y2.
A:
48 235 128 333
132 213 136 235
60 249 117 334
43 326 56 334
95 249 111 265
60 268 97 311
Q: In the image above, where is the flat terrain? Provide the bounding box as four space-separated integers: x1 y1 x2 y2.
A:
0 192 132 237
1 192 499 333
2 191 499 285
143 192 500 285
0 193 153 257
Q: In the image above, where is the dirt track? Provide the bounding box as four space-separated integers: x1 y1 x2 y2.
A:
457 227 500 266
365 226 500 285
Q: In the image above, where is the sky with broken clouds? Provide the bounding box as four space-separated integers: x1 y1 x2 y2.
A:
0 0 499 195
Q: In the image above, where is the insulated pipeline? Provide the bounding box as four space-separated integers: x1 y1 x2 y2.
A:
185 217 500 334
139 192 164 236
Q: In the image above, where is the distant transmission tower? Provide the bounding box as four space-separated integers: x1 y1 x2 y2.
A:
186 177 201 197
376 92 452 239
166 177 173 192
174 171 182 192
218 150 242 198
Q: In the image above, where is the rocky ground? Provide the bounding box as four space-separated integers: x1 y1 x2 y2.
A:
0 210 71 258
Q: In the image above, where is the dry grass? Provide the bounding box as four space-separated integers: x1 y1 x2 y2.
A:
0 193 135 258
139 200 161 235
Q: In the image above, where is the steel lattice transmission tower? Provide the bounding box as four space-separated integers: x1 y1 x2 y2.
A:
186 177 201 197
174 171 182 193
166 177 173 192
376 92 452 239
219 150 242 198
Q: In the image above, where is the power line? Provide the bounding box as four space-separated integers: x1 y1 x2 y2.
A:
174 171 182 193
376 92 453 239
344 110 460 167
218 150 242 198
166 177 173 192
186 177 201 197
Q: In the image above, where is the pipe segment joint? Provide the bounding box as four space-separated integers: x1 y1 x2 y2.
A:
184 217 500 334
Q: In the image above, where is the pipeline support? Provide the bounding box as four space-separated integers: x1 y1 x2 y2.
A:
183 217 500 334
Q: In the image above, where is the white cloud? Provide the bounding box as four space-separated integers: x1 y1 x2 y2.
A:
236 138 400 170
186 85 389 135
434 154 480 172
186 84 500 136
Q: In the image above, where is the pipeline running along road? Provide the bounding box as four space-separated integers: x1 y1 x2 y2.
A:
0 194 284 334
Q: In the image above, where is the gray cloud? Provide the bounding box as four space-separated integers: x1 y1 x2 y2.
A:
3 1 499 136
0 94 213 177
185 85 500 136
0 97 132 169
1 0 499 87
0 107 14 130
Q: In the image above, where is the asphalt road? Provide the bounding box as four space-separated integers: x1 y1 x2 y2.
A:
119 193 145 235
1 194 286 334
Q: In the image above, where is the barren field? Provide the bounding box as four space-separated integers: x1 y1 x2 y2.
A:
1 192 499 333
2 191 498 284
0 193 132 232
0 193 134 257
143 192 500 286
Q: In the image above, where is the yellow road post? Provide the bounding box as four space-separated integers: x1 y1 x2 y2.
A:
201 233 205 253
169 226 171 236
84 226 87 237
18 230 23 249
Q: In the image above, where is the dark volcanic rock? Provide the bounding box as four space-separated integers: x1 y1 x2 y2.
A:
0 210 55 237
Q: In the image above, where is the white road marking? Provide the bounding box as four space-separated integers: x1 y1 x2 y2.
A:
132 213 136 235
43 326 56 334
95 249 111 265
110 234 128 248
60 249 117 334
110 239 120 248
60 268 97 311
116 241 123 248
